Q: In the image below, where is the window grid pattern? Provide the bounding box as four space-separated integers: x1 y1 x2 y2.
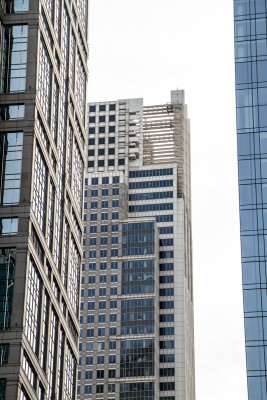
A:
75 51 86 121
32 144 48 233
47 308 58 400
0 248 15 330
47 179 55 252
120 382 154 400
62 221 69 288
38 38 52 123
234 0 267 396
51 81 59 144
40 292 49 371
120 339 154 378
72 138 83 213
25 259 41 354
1 25 28 93
68 236 80 314
0 131 23 205
77 0 87 34
63 342 76 400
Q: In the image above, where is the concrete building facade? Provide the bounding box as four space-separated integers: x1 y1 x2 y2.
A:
0 0 88 399
78 91 195 400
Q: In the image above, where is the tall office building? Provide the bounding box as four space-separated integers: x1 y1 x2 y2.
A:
0 1 88 399
79 90 195 400
234 0 267 398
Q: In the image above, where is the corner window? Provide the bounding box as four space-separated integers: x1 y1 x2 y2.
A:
0 218 18 235
5 0 29 13
0 104 24 120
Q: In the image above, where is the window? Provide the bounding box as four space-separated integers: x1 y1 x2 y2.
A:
90 213 97 221
109 354 116 364
111 261 118 269
100 275 107 283
89 105 96 112
98 314 106 323
109 148 115 155
111 236 118 244
99 301 106 309
160 354 175 363
112 200 119 208
2 25 28 93
110 314 117 322
100 250 107 257
88 161 94 167
111 249 118 257
98 160 104 167
98 148 104 155
108 369 116 378
102 177 109 184
90 225 97 233
110 300 117 308
159 327 175 335
102 188 109 196
86 342 94 351
109 341 116 350
89 237 96 245
160 368 175 377
159 301 174 309
108 383 116 393
86 329 94 337
97 356 105 365
160 382 175 391
98 328 105 336
160 275 174 283
110 287 117 296
0 218 18 235
99 288 106 296
111 274 118 283
87 315 94 324
91 189 98 196
99 115 105 122
96 384 104 393
159 340 174 349
112 224 119 232
0 104 24 120
88 138 95 145
112 188 119 195
89 263 96 270
160 263 174 271
0 344 9 365
108 159 115 166
86 356 93 365
89 250 96 258
88 289 95 297
109 327 117 336
88 149 94 156
160 314 174 322
92 178 98 185
109 137 115 144
159 288 174 296
84 385 92 394
85 370 93 379
100 237 108 245
99 137 105 144
97 369 104 379
0 131 23 205
101 213 108 220
109 115 115 122
160 251 174 258
118 159 125 165
97 342 105 351
109 125 115 132
102 201 108 208
101 225 108 232
100 262 107 270
89 127 95 134
87 302 95 310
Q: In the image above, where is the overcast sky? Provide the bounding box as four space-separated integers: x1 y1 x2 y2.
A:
87 1 248 399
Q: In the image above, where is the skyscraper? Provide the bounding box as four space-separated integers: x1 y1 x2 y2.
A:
0 1 88 399
79 90 195 400
234 0 267 398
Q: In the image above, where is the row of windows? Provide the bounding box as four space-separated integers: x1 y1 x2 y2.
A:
129 179 173 189
129 191 173 201
129 203 173 213
88 188 119 197
89 125 115 135
83 261 118 271
89 104 116 112
88 134 116 143
77 383 116 395
81 327 117 337
159 226 174 235
89 200 119 208
89 147 116 156
129 168 173 178
88 159 125 168
81 314 117 324
89 212 119 221
81 287 117 297
90 176 120 185
89 115 116 123
87 236 119 245
86 249 119 258
80 300 117 310
79 340 116 352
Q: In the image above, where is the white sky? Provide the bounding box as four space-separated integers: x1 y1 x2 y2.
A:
87 1 248 399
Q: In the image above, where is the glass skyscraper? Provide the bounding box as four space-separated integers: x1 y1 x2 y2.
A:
78 91 195 400
234 0 267 398
0 1 88 399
